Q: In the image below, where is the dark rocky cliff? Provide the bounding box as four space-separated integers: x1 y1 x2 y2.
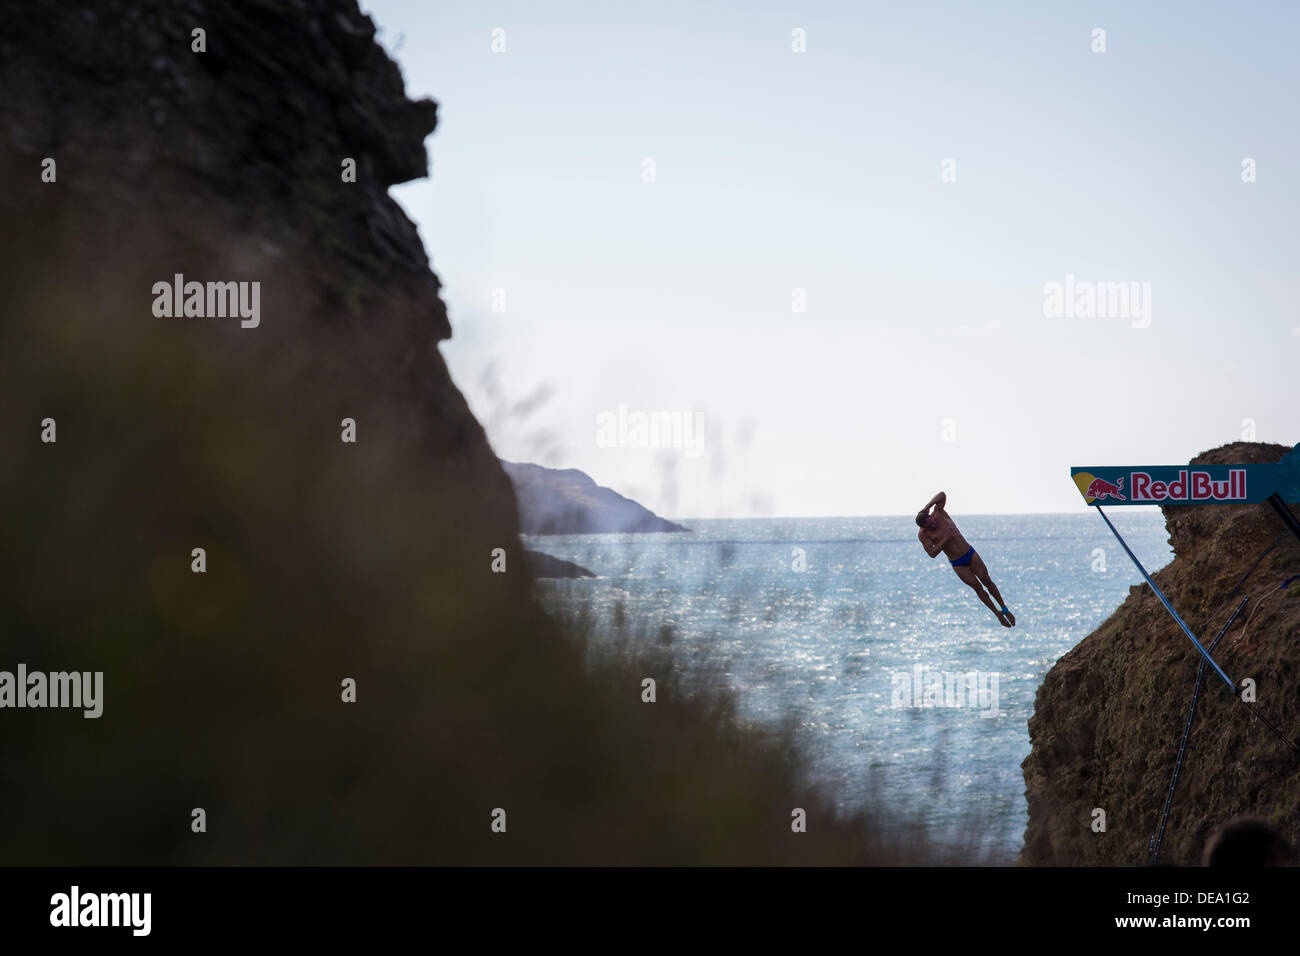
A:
0 0 884 864
1022 442 1300 865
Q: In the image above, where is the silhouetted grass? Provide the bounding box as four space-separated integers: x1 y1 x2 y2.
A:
0 160 987 866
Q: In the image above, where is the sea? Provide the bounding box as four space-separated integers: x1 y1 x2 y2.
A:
526 512 1172 862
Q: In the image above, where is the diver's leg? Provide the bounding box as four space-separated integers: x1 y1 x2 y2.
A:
972 553 1014 625
955 565 1009 625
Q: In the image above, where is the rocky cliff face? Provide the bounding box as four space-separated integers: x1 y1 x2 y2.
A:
0 0 882 864
0 0 520 575
1022 442 1300 865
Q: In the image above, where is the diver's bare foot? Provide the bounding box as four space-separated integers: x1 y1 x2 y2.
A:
996 610 1013 627
1001 608 1016 627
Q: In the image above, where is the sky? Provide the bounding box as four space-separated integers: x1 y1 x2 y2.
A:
361 0 1299 518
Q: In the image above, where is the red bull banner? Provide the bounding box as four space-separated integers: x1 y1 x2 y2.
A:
1072 444 1300 506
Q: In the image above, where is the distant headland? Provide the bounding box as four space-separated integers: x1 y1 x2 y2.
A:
501 460 690 535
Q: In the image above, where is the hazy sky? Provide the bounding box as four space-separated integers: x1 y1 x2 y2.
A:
362 0 1299 517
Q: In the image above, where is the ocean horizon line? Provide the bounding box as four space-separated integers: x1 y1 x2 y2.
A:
652 508 1169 522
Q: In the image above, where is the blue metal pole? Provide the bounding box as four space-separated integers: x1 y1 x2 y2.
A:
1096 506 1236 693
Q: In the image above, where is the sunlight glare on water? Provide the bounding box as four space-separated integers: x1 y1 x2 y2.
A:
530 512 1171 862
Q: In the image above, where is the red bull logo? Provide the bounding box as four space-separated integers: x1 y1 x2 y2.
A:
1085 476 1125 501
1072 446 1296 508
1073 468 1248 505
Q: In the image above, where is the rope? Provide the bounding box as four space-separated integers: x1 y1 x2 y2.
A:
1241 700 1300 759
1198 532 1288 635
1149 597 1248 864
1233 573 1300 649
1098 507 1300 864
1230 571 1300 760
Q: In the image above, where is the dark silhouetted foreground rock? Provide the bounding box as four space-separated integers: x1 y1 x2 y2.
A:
0 0 899 865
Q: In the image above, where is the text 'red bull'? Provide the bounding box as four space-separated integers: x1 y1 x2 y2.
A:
1130 469 1247 503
